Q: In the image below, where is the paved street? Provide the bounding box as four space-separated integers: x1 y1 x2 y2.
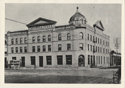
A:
5 68 117 83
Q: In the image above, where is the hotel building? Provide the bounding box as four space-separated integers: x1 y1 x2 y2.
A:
6 7 110 68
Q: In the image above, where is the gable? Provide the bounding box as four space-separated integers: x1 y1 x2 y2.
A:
93 20 104 31
26 17 57 28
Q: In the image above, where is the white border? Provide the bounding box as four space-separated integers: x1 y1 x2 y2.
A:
0 0 124 88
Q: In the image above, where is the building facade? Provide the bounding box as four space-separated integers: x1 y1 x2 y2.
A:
6 7 110 68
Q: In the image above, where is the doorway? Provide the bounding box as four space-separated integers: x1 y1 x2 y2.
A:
21 57 25 67
39 56 43 67
78 55 85 67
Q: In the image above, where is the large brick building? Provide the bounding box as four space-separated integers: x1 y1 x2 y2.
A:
6 7 110 68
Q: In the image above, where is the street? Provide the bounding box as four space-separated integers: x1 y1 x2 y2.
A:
5 68 117 83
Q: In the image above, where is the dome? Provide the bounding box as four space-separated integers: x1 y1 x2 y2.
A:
69 7 87 26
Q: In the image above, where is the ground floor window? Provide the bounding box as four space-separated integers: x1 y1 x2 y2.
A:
88 55 90 65
46 56 52 65
66 55 72 65
31 56 35 65
57 55 63 65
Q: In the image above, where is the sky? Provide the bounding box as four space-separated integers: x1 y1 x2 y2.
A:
5 4 121 52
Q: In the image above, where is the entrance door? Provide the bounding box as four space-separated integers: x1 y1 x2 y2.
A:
21 57 25 67
91 55 95 68
78 55 85 67
39 56 43 67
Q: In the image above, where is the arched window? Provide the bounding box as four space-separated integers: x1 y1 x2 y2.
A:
37 36 40 42
58 44 62 51
48 35 51 41
43 35 46 42
11 38 14 44
43 45 46 52
58 34 61 41
24 37 27 43
79 32 83 39
32 37 35 43
67 33 71 40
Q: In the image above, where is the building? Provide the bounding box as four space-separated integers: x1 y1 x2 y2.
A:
110 50 121 66
6 7 110 68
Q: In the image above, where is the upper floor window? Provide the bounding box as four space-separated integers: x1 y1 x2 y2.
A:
58 44 62 51
24 46 27 52
48 45 51 51
88 34 89 40
16 47 18 53
43 45 46 52
20 38 22 44
32 46 35 52
67 33 71 40
11 38 14 44
79 32 83 39
32 37 35 43
37 46 40 52
98 38 99 44
20 47 22 53
88 44 89 51
11 47 14 53
58 34 61 41
48 35 51 41
43 35 46 42
24 37 27 43
37 36 40 42
79 43 83 50
90 35 92 41
67 43 71 50
15 38 18 44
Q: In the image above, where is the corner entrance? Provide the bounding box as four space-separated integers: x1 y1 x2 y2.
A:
78 55 85 67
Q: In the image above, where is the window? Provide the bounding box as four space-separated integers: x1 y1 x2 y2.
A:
43 35 46 42
79 43 83 50
20 47 22 53
20 38 22 44
37 36 40 42
67 33 71 40
46 56 52 65
24 37 27 43
37 46 40 52
32 37 35 43
79 32 83 39
103 40 105 45
66 55 72 65
96 37 97 42
16 47 18 53
91 45 92 51
58 34 61 41
16 38 18 44
11 38 14 44
98 38 99 44
93 36 94 42
48 45 51 51
43 45 46 52
104 57 105 64
88 34 89 40
31 56 35 65
11 47 14 53
99 56 100 64
98 47 99 52
67 43 71 50
88 55 90 65
32 46 35 52
88 44 89 51
24 46 27 52
48 35 51 41
101 56 102 64
90 35 92 41
96 46 97 52
57 55 63 65
58 44 62 51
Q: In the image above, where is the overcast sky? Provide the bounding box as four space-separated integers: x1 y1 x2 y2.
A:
5 4 121 52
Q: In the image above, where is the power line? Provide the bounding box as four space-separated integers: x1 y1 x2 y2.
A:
5 18 27 25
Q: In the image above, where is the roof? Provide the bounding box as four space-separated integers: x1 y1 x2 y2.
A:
69 12 86 23
8 30 28 33
26 17 57 28
93 20 105 31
